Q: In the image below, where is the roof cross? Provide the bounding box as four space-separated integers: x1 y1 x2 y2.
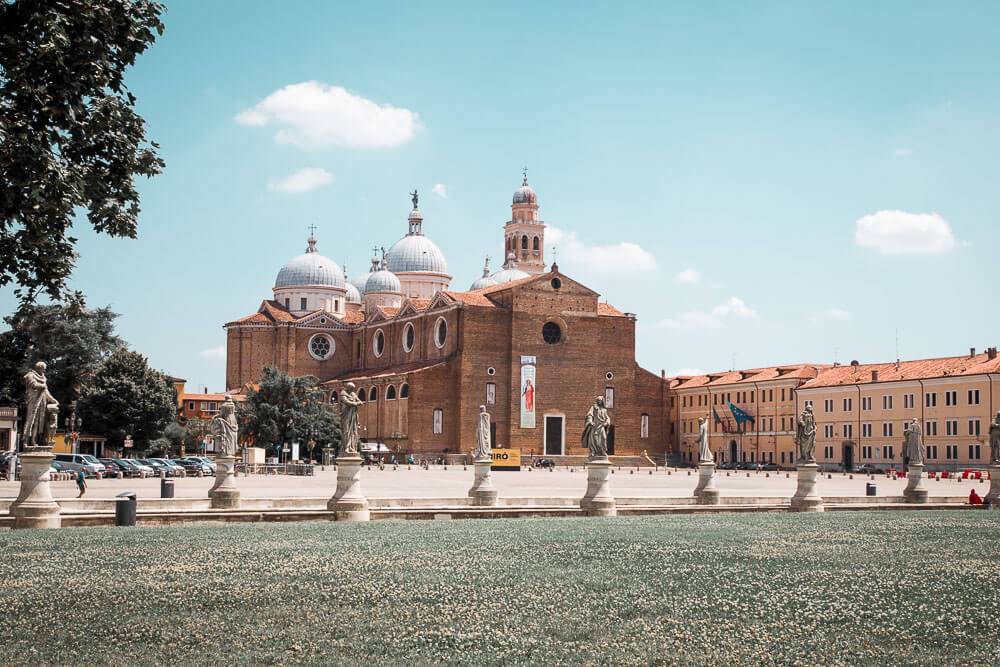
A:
307 224 317 237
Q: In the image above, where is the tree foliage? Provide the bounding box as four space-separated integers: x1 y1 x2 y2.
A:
239 366 340 458
77 347 175 450
0 292 125 415
0 0 166 303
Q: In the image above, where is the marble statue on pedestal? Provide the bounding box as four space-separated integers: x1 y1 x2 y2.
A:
211 395 238 456
989 411 1000 465
696 416 711 463
581 396 610 460
23 361 58 448
473 406 491 459
795 404 817 464
339 382 363 455
904 418 924 466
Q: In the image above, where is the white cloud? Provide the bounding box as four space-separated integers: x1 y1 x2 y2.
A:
893 148 912 157
268 167 333 193
855 210 964 254
545 227 656 274
656 296 759 329
432 183 447 199
200 345 226 361
675 268 700 284
236 81 421 149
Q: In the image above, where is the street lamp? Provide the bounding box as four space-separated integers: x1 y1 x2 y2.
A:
66 404 82 455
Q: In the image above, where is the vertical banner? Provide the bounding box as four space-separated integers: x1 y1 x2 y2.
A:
520 355 536 428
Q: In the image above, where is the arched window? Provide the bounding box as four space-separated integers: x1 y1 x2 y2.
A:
400 383 409 399
369 387 378 401
521 235 528 249
386 385 397 400
533 236 539 250
358 390 365 403
330 391 338 404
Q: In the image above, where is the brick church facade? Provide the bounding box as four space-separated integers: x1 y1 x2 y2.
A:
224 177 667 458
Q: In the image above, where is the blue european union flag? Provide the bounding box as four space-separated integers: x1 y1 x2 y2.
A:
728 402 755 425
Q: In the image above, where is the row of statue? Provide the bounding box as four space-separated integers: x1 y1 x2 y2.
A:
21 359 1000 466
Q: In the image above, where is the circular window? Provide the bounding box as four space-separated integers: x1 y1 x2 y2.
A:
551 277 562 290
403 323 415 352
320 318 326 324
606 371 614 381
487 367 496 376
308 333 335 360
542 321 562 344
373 329 385 357
434 317 448 349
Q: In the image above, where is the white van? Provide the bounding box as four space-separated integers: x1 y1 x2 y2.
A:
54 453 106 476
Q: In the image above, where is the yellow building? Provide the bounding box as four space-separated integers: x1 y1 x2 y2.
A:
673 364 821 466
796 347 1000 472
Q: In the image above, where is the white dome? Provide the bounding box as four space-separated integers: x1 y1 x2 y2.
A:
385 234 449 274
350 274 369 295
513 175 537 205
344 280 362 304
364 267 402 294
491 267 530 284
470 274 498 290
274 238 344 288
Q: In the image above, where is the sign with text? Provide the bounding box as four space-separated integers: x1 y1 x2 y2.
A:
520 360 536 429
491 448 521 471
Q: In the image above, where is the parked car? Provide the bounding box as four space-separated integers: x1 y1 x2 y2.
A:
0 452 20 479
117 458 154 477
184 456 217 474
136 458 173 476
533 458 556 469
737 462 755 470
98 458 121 476
759 462 780 471
717 461 738 470
172 458 212 476
112 458 146 478
49 460 72 474
854 463 881 475
54 453 106 476
148 458 185 476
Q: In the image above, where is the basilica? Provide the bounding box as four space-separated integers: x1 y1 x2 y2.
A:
224 176 667 457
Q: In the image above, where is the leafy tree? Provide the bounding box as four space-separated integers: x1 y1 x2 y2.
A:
0 293 125 416
77 348 175 450
161 421 186 457
239 366 340 460
0 0 166 303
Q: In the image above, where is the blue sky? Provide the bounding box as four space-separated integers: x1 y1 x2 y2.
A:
3 1 999 390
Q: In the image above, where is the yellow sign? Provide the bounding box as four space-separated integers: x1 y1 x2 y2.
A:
491 448 521 470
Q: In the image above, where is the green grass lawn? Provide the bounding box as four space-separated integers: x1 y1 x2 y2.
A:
1 511 998 665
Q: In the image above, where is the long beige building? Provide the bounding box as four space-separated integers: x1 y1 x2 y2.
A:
671 347 1000 471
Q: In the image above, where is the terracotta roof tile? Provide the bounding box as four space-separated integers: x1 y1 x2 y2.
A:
799 352 1000 389
475 274 538 294
674 363 823 390
338 310 365 324
441 290 498 307
597 302 626 317
409 299 431 310
378 306 400 317
182 393 244 402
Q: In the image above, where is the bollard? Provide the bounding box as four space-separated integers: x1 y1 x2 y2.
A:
827 474 832 479
630 470 634 475
115 492 137 527
160 478 174 499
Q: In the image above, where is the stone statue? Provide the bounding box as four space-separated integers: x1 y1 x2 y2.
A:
211 396 238 457
339 382 363 455
904 418 924 466
410 189 418 209
794 404 817 464
473 406 491 459
581 396 611 460
22 361 58 448
696 416 712 463
989 411 1000 465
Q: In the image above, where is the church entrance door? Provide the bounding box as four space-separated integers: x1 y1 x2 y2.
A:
544 416 563 455
842 443 854 471
729 440 738 463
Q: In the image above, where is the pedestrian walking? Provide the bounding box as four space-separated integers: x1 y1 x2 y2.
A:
75 469 87 498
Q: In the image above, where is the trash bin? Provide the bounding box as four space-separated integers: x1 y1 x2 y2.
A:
115 491 137 527
160 478 174 499
866 482 877 497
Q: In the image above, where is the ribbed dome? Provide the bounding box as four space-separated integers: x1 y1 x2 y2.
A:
344 280 362 304
364 267 402 293
385 234 449 274
350 274 369 296
491 266 530 284
274 237 344 288
470 274 498 290
513 175 537 205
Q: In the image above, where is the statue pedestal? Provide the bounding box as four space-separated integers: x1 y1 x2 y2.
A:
327 456 369 521
986 465 1000 508
790 463 824 512
208 456 240 509
580 458 616 517
904 464 928 503
10 448 61 529
693 462 720 505
468 458 498 506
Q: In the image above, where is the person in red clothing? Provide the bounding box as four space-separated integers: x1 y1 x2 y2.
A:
969 488 984 505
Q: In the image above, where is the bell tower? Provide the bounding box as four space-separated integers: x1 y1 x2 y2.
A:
503 169 546 275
